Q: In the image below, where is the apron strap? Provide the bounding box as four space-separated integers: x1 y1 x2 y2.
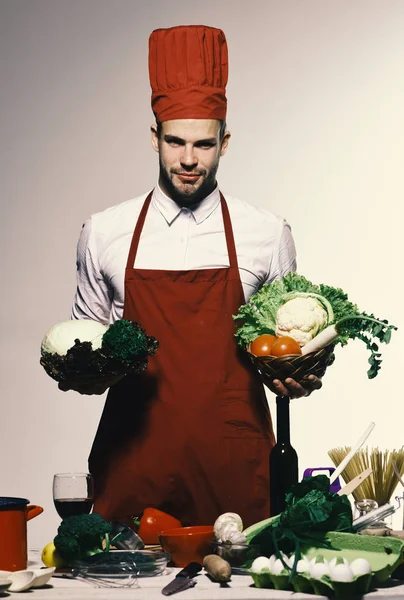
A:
220 192 239 271
126 191 153 269
126 189 239 270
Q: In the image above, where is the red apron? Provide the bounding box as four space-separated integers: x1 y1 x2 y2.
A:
89 191 275 527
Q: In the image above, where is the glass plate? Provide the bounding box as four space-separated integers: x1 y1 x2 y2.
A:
72 549 169 581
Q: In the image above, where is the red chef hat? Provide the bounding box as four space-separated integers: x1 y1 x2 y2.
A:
148 25 228 122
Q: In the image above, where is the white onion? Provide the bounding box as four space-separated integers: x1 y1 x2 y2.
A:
41 319 108 356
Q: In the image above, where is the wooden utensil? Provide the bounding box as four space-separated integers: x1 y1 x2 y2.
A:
337 467 373 497
329 422 375 485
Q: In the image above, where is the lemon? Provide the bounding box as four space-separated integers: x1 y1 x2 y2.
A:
41 541 65 568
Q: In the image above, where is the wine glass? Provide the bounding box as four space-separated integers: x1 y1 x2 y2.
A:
53 472 94 518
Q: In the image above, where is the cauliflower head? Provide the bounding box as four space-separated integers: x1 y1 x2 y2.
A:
275 296 329 346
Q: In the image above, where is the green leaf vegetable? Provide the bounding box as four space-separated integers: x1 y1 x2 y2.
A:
40 319 159 384
244 475 353 577
233 272 397 378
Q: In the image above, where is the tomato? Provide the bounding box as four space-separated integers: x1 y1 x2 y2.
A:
270 335 302 357
134 507 182 544
250 334 277 356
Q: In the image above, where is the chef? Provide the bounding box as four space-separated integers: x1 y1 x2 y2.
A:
67 25 322 527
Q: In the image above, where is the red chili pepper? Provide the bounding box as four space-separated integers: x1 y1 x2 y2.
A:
133 508 182 544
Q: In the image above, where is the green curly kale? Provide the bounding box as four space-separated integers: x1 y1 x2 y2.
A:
101 319 155 364
246 476 353 569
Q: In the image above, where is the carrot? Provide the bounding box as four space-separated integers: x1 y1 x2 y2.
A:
203 554 232 582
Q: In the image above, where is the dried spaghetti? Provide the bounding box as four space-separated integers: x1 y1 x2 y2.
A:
328 446 404 505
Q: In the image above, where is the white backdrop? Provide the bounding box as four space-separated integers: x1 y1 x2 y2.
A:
1 0 404 549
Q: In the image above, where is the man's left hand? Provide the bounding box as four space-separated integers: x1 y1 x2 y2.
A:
271 374 322 399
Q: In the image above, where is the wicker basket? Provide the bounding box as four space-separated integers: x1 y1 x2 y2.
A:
246 344 335 387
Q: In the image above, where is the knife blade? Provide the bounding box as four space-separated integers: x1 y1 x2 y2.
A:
161 562 202 596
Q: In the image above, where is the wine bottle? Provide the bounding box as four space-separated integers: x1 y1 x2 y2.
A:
269 395 298 516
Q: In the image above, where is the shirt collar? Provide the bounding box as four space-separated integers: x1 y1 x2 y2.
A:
152 183 221 225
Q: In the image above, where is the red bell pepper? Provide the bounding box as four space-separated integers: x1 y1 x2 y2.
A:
133 508 182 544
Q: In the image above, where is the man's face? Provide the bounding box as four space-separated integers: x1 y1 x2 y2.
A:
151 119 230 206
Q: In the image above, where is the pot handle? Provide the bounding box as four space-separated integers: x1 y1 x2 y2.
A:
26 505 44 520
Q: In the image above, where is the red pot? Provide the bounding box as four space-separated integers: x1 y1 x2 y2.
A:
0 497 43 571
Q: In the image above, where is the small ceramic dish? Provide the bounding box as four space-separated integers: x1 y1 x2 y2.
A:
0 569 36 592
0 577 12 594
31 567 56 587
0 567 55 591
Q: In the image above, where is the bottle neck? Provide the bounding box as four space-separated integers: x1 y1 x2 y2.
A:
276 395 291 444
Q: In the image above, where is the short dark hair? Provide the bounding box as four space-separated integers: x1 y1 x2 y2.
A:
156 120 227 141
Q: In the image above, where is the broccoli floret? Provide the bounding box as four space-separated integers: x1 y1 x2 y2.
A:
54 513 112 564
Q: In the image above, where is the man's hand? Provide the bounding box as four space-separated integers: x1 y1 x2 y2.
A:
58 374 124 396
266 374 322 399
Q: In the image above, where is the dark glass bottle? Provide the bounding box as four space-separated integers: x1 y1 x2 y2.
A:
269 395 298 516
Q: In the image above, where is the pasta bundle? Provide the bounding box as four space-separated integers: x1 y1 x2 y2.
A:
328 446 404 505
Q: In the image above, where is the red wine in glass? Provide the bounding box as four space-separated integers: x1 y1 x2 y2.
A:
53 498 93 518
53 473 94 519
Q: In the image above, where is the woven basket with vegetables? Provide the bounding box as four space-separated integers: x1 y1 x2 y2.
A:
234 272 397 385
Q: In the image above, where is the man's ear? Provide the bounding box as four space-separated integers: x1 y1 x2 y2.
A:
151 124 159 153
220 131 231 157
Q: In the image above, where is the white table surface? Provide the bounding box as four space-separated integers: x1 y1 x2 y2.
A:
20 550 404 600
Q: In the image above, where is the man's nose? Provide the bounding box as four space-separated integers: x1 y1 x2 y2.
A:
180 144 197 168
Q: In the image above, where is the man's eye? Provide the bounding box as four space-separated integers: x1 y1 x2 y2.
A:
197 143 215 150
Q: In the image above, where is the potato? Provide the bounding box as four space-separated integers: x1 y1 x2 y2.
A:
203 554 232 583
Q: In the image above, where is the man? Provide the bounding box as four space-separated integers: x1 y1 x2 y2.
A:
68 25 321 527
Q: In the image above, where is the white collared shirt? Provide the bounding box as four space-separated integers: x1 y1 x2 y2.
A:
72 185 297 325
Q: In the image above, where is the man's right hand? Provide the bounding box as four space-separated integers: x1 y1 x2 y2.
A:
58 374 124 395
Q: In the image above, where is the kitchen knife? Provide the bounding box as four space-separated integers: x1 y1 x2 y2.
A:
337 467 373 497
161 562 202 596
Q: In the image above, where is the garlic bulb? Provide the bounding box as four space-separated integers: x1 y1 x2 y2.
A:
219 525 246 544
213 512 243 542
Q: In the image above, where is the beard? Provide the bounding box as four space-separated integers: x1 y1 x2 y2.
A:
158 157 219 206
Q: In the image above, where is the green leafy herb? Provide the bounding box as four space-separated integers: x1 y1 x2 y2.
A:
247 475 353 576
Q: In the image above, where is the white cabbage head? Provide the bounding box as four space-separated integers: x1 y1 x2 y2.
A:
41 319 108 356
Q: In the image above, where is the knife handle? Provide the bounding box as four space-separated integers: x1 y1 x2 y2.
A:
177 562 202 577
